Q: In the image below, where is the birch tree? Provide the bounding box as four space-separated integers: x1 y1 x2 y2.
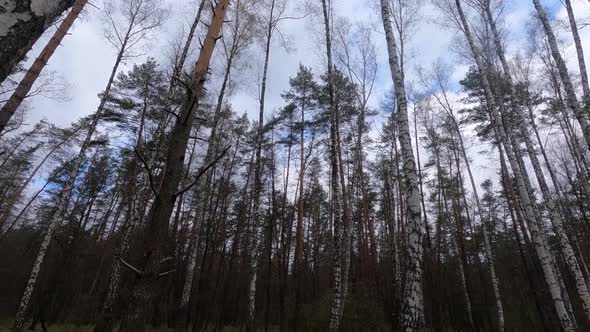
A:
0 0 87 135
532 0 590 151
12 1 166 330
435 0 575 330
245 0 292 329
379 0 425 329
0 0 76 83
418 60 505 330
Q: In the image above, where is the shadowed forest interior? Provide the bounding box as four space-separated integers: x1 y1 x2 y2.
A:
2 0 590 331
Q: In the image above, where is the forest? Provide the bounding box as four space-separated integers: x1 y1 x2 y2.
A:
1 0 590 331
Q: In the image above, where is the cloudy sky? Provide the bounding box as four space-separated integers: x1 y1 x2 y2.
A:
5 0 590 185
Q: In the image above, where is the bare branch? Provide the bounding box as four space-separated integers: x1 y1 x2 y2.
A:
158 269 176 278
134 148 158 197
174 145 231 197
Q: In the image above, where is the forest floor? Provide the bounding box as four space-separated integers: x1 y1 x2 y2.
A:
0 320 247 332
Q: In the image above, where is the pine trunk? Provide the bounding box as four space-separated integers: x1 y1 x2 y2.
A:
0 0 75 83
0 0 87 134
293 86 306 332
119 1 229 330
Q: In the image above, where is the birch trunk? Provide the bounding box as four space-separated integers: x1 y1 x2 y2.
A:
532 0 590 150
0 0 75 83
379 0 424 329
320 0 352 330
564 0 590 114
0 0 87 134
246 1 275 330
94 64 150 332
454 0 574 330
484 0 590 321
414 110 431 250
452 199 473 327
12 168 80 332
13 12 131 330
448 114 504 330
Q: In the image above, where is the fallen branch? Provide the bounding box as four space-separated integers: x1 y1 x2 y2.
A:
119 256 143 276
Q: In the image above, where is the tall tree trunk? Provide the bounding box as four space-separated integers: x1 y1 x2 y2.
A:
0 0 87 134
246 1 275 330
0 0 75 84
293 85 306 332
320 0 352 330
414 109 430 251
532 0 590 151
176 20 239 331
13 11 132 330
172 0 207 84
278 119 293 332
94 76 149 332
564 0 590 114
447 145 474 328
379 0 424 329
454 119 504 331
119 1 229 330
455 0 574 330
484 0 590 322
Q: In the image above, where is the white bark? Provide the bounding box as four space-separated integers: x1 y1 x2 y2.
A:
483 0 590 321
454 0 574 330
0 0 72 83
13 39 124 330
564 0 590 114
453 230 473 327
379 0 424 329
12 160 80 332
532 0 590 151
247 1 276 330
